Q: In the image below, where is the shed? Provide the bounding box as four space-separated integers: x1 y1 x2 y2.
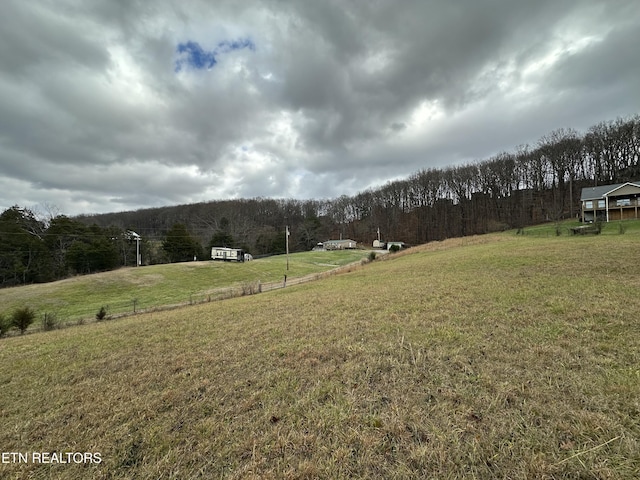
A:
386 241 406 251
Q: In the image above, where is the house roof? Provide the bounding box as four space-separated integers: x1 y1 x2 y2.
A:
580 182 640 201
323 239 356 244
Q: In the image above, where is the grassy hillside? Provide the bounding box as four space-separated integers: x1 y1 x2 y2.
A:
1 231 639 479
0 250 369 327
519 218 640 236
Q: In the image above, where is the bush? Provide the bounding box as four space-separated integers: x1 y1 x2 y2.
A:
594 221 603 234
96 306 108 321
241 281 260 296
41 312 59 331
368 251 377 261
0 313 12 337
12 307 36 334
618 221 627 234
389 244 400 253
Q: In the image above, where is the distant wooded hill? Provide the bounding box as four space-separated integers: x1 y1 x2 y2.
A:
1 115 638 287
78 115 639 249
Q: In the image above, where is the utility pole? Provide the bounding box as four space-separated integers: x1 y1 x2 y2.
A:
127 230 141 266
136 235 141 266
286 225 290 271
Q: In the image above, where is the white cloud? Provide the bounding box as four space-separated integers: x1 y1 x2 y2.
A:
1 0 639 216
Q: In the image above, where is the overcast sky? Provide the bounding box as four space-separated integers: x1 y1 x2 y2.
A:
1 1 639 216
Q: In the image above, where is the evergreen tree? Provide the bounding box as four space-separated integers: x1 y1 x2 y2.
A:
209 231 236 248
44 215 88 277
11 307 36 335
0 206 51 286
65 224 119 274
162 223 203 262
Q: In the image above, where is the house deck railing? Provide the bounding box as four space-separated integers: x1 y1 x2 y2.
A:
583 199 640 210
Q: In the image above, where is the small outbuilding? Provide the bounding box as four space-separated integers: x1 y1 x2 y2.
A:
386 241 406 251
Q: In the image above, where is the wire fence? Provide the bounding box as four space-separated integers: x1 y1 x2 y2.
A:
151 259 367 307
8 258 372 336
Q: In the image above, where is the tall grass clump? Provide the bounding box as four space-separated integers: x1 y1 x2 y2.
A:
555 223 562 236
0 313 11 337
41 312 59 331
618 221 627 234
241 281 261 296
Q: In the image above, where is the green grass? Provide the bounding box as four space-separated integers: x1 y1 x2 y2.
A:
0 250 368 326
1 232 639 478
519 218 640 236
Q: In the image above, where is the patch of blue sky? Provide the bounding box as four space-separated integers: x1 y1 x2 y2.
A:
217 38 256 53
175 38 255 72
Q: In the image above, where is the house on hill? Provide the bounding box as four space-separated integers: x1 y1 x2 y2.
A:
580 182 640 222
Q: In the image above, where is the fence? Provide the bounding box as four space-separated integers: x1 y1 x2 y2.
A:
177 259 365 302
8 258 371 336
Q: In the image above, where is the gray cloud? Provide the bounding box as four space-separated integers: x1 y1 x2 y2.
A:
1 0 639 215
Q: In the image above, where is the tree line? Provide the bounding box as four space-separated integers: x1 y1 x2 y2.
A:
0 208 211 287
81 115 639 246
2 115 638 288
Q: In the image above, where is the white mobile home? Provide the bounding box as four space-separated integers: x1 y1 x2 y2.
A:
323 239 357 250
211 247 246 262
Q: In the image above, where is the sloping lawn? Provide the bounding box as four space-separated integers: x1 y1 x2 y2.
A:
0 250 368 326
0 233 639 478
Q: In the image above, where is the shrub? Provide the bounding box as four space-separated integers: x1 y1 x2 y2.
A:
96 306 108 321
389 244 400 253
0 313 12 337
241 281 260 296
12 307 36 334
41 312 59 331
618 221 627 234
594 221 603 234
368 251 377 262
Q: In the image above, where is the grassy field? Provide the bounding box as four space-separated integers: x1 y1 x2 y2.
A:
0 250 369 328
1 229 639 478
518 218 640 236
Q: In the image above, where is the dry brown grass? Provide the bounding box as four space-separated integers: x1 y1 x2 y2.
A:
1 233 639 479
